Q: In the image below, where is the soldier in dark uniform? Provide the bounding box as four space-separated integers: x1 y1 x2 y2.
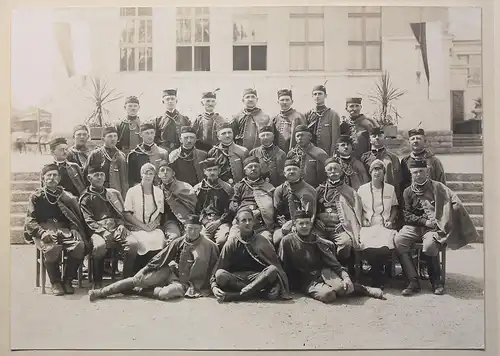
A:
340 97 379 159
192 89 227 152
154 88 191 153
127 122 169 188
115 96 142 156
304 84 341 156
66 124 91 169
271 88 307 153
48 137 86 197
231 88 272 151
334 135 370 192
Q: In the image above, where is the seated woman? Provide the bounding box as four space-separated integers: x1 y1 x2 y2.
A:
357 159 398 289
123 163 166 260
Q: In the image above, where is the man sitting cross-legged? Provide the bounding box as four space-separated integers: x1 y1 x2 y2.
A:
211 209 291 303
79 166 138 287
278 210 385 304
89 215 219 302
24 164 88 296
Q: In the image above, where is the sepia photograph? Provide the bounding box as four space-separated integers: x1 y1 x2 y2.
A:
10 5 485 350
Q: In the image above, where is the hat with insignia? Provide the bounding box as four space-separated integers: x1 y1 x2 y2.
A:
346 97 362 105
202 88 220 99
294 209 312 220
73 124 89 134
325 156 341 167
242 88 258 97
201 158 218 169
140 122 155 132
162 88 177 97
243 156 260 168
88 165 107 175
49 137 67 151
125 96 140 105
408 128 426 138
259 126 274 135
337 135 353 145
312 84 327 94
41 163 59 176
407 159 428 169
217 122 233 132
294 124 310 134
185 214 202 225
180 126 196 135
284 159 300 168
102 126 118 137
369 127 384 136
158 160 172 169
277 88 293 99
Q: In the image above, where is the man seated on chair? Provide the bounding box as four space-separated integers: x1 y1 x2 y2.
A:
24 164 87 296
211 209 291 303
193 158 234 250
315 157 363 273
273 159 317 248
278 210 384 304
89 215 219 302
228 156 275 242
79 166 138 287
394 159 479 296
157 160 198 242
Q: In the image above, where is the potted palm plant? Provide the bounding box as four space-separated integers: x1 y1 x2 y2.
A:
368 71 406 138
82 76 123 140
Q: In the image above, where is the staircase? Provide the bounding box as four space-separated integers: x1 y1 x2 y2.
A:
9 172 484 244
452 134 483 148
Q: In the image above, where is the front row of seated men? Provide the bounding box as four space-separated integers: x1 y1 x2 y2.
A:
25 153 478 302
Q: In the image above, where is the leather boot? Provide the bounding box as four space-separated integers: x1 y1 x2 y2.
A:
352 283 385 299
122 252 137 279
240 269 276 297
63 256 82 294
89 277 136 302
45 261 65 296
401 277 421 296
426 255 444 295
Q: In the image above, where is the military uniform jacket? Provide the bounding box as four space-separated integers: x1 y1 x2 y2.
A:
231 108 272 151
271 109 307 153
207 143 249 183
192 112 227 152
154 111 191 152
127 144 169 187
340 114 379 159
305 107 341 156
115 117 142 155
400 149 446 193
169 147 208 184
249 145 287 187
287 144 328 188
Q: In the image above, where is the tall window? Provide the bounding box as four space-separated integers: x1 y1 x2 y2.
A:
289 7 324 71
457 54 482 86
176 7 211 72
120 7 153 72
347 6 382 71
233 10 267 71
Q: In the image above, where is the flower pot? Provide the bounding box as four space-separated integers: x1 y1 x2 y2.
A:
383 125 398 138
90 126 104 140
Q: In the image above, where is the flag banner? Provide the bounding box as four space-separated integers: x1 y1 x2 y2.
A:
53 22 75 77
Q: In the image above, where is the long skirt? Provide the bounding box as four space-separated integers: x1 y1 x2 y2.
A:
129 229 166 255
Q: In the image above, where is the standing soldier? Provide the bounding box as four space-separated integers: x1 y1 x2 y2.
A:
334 135 370 192
249 126 287 187
231 88 272 151
207 123 249 184
304 83 341 156
127 122 169 188
287 124 328 188
340 97 379 159
154 88 191 153
115 96 142 156
169 126 208 186
192 89 227 152
271 88 306 153
84 126 129 199
66 124 91 169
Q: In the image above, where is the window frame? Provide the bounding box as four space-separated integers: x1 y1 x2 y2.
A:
347 6 382 72
175 7 211 72
232 12 268 71
457 54 482 87
119 7 154 72
289 7 325 72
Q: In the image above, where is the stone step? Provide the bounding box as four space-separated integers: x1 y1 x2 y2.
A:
446 182 483 192
11 191 32 203
476 227 483 243
10 227 25 244
445 173 483 182
464 203 483 215
11 214 26 227
469 214 483 228
11 181 40 191
11 172 40 181
457 192 483 203
11 202 28 214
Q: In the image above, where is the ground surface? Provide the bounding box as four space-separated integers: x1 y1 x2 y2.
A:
11 244 485 350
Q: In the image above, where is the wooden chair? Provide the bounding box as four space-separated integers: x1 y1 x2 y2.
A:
87 247 120 286
36 248 84 294
414 242 447 285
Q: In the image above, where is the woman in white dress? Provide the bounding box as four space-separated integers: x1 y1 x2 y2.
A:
357 159 398 288
123 163 167 257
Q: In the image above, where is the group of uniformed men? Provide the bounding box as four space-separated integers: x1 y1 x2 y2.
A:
24 85 479 304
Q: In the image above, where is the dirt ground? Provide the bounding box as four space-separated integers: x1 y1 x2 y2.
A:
10 244 484 350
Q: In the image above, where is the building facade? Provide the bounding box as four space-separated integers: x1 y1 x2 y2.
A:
50 6 455 138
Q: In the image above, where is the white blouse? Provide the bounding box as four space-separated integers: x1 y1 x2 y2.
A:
357 182 398 225
124 184 165 224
